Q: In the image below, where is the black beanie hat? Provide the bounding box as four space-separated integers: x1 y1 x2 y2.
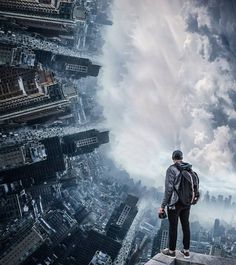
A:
172 150 183 160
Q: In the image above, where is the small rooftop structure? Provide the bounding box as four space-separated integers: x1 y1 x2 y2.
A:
145 252 236 265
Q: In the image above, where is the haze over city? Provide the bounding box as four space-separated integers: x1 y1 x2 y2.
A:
0 0 236 264
98 0 236 196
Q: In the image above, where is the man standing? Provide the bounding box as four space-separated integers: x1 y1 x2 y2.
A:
158 150 197 259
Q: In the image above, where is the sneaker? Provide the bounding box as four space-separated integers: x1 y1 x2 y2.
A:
161 248 176 258
181 249 190 259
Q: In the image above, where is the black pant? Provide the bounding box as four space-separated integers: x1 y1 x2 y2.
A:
167 202 190 251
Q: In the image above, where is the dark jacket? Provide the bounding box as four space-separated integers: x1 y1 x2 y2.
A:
161 162 192 208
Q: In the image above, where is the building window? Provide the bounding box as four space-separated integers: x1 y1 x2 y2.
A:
76 137 98 147
65 64 88 73
116 205 131 226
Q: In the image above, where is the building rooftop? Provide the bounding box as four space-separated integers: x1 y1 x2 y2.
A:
145 252 236 265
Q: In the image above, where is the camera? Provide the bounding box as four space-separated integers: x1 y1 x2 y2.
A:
159 210 167 219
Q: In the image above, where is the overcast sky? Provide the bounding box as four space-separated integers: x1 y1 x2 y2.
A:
98 0 236 196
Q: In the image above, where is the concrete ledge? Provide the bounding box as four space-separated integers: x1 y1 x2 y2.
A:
145 254 175 265
145 252 236 265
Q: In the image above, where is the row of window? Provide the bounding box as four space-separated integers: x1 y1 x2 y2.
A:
160 231 168 249
0 2 58 14
0 95 48 112
76 137 98 147
116 206 131 225
65 63 88 73
0 230 42 264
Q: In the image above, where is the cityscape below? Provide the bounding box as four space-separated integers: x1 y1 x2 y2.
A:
0 1 235 265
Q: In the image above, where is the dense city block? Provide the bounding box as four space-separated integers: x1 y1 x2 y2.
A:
0 1 236 265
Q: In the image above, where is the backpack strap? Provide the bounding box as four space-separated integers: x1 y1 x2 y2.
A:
185 171 195 204
172 164 182 199
194 171 199 185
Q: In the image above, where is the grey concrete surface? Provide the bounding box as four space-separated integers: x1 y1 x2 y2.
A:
145 252 236 265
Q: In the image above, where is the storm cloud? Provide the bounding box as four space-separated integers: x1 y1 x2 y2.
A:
98 0 236 195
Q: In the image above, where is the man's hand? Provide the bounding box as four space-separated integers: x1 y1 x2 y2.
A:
158 207 164 214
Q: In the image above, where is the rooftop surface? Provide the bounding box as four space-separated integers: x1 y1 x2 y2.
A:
145 252 236 265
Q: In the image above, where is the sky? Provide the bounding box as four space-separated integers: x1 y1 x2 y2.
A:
98 0 236 196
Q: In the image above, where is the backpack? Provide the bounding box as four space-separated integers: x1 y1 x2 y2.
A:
174 164 200 206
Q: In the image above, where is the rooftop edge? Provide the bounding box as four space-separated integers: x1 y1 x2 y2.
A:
145 252 236 265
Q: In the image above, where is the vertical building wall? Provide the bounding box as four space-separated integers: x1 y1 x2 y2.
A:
0 227 45 265
62 129 109 156
105 195 139 241
0 136 65 184
151 219 169 256
0 193 22 222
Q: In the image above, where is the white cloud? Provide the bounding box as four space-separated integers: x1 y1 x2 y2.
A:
98 0 236 196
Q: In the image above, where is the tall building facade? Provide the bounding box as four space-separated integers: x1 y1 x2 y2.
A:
0 81 72 125
62 129 109 156
0 193 23 222
213 219 220 238
0 45 35 67
86 230 122 263
151 219 169 256
0 129 109 184
0 219 48 265
105 194 139 241
0 60 72 126
0 64 54 100
52 54 101 78
35 50 101 78
0 0 86 34
0 47 100 126
42 209 78 246
0 136 65 184
210 243 223 257
0 142 47 172
89 251 112 265
0 209 78 265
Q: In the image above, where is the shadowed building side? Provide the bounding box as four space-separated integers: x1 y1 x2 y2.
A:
0 129 109 185
151 219 169 256
34 50 101 79
0 136 65 184
105 194 139 241
0 0 86 35
62 129 109 156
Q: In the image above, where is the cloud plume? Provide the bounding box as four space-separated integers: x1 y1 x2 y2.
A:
98 0 236 196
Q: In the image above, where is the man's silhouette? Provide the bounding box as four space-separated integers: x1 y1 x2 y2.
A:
158 150 192 259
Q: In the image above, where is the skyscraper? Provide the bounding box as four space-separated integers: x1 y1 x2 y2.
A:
151 219 169 256
210 243 223 257
0 136 65 184
62 129 109 156
217 195 224 205
0 44 36 67
0 129 109 184
0 218 48 265
105 194 139 241
0 64 53 100
51 54 101 78
0 82 72 126
87 230 122 263
42 209 78 246
35 50 101 78
0 142 47 172
0 193 23 222
0 60 73 126
213 219 220 238
204 191 210 204
0 0 86 35
89 250 112 265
